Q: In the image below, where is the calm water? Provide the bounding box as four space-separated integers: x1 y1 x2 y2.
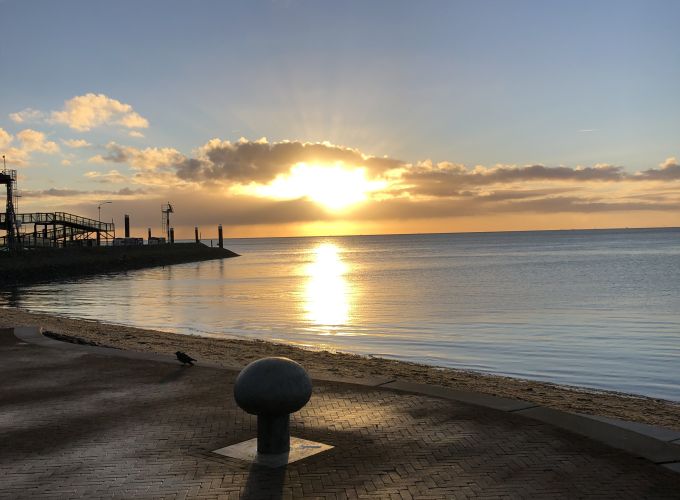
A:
2 228 679 400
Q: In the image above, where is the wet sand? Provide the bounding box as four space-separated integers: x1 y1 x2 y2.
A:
2 307 678 430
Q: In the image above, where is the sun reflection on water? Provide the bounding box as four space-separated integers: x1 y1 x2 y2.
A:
304 243 350 328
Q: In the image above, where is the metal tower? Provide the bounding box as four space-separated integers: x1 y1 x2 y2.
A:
0 155 20 250
161 202 174 242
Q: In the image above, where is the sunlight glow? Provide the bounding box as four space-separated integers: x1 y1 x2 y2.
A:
253 162 386 211
304 243 350 326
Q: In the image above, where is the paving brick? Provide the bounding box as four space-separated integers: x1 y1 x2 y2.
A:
1 329 679 498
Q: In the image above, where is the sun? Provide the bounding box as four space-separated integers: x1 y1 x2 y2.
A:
251 162 386 211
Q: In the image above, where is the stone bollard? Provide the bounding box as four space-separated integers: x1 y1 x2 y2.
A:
234 357 312 455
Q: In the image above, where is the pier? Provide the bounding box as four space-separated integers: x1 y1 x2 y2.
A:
0 212 115 248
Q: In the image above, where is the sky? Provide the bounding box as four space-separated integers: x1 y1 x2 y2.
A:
1 0 679 238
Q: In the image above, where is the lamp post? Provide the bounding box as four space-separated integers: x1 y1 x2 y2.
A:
97 200 112 224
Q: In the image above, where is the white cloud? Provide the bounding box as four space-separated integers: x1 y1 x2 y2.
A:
94 142 183 170
50 93 149 131
88 155 107 164
17 129 60 154
660 157 678 169
0 147 29 166
61 159 72 166
0 127 12 149
62 138 91 148
0 128 29 165
128 130 145 138
9 108 45 124
84 169 127 184
86 143 188 187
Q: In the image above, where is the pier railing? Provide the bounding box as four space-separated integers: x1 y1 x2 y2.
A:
1 211 115 248
0 212 114 232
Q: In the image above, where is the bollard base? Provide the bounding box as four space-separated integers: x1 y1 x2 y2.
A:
213 437 333 468
257 413 290 454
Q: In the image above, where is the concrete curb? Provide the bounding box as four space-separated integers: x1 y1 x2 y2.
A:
13 325 680 474
13 325 241 371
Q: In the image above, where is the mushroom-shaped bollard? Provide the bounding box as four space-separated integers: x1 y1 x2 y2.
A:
234 357 312 455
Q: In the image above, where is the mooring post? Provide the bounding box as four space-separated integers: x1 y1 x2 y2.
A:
147 227 151 243
170 227 175 244
195 226 199 244
234 358 312 455
124 215 130 238
218 224 223 248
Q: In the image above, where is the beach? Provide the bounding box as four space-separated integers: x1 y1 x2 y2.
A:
2 306 678 431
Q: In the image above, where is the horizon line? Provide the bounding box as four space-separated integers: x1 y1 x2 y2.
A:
206 225 680 241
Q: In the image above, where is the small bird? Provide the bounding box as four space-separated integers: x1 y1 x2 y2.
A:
175 351 196 366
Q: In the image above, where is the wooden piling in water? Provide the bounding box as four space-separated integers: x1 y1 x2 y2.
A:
218 224 223 248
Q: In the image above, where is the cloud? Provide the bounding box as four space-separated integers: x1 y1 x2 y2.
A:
84 169 128 184
62 138 91 148
0 148 27 166
464 188 576 202
400 162 627 197
636 157 680 181
0 127 12 149
342 194 678 223
9 108 45 124
27 188 85 198
16 129 60 154
91 142 184 171
67 133 680 231
175 137 403 183
86 143 189 188
50 93 149 131
23 186 148 199
0 127 29 165
496 196 679 214
128 130 145 138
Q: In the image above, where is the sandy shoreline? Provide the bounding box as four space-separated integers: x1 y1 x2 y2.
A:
2 307 678 430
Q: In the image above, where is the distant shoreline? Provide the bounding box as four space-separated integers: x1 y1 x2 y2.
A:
0 243 239 286
1 307 678 431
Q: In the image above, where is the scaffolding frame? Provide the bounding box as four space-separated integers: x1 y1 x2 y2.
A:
0 163 20 250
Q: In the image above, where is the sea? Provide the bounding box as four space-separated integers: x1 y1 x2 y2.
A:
2 228 679 401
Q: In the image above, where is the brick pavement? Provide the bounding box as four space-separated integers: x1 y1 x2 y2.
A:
1 328 679 499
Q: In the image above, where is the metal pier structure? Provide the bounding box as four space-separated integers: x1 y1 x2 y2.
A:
1 212 116 248
0 212 115 248
0 164 20 250
1 155 115 250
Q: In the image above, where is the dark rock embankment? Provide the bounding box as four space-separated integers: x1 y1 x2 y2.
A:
0 243 239 286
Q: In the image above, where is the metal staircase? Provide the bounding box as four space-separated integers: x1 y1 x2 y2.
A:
0 161 20 250
1 155 116 250
0 212 116 249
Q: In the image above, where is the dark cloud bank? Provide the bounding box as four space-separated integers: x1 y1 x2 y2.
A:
77 139 680 227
